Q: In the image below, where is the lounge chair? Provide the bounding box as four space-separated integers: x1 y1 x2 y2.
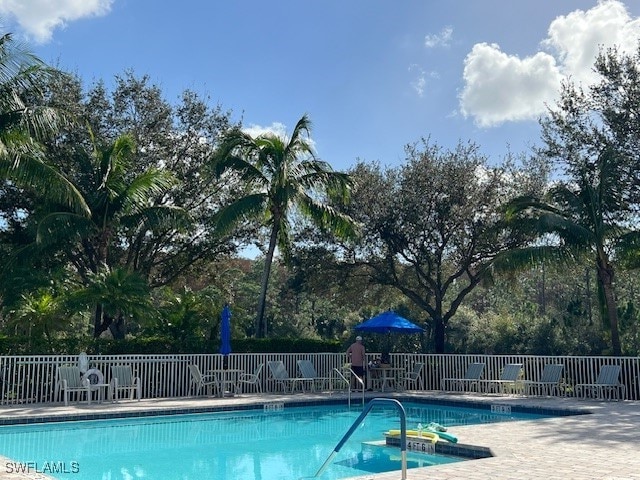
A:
267 361 305 393
481 363 523 394
236 363 263 394
296 359 331 392
575 365 626 400
188 364 218 396
110 365 142 402
398 362 424 391
57 366 92 405
440 362 485 392
521 364 564 396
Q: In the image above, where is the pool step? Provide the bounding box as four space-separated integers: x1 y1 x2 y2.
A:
383 434 494 460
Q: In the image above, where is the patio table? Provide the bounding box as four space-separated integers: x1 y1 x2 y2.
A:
369 366 404 392
208 369 243 397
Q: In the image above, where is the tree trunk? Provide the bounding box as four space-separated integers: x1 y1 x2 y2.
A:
597 260 622 355
255 225 279 338
433 316 446 354
93 304 108 338
108 313 126 340
93 304 120 338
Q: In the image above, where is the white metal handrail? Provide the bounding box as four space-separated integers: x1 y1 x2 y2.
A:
313 398 407 479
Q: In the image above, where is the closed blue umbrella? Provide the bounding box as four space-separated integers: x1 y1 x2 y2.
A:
220 304 232 357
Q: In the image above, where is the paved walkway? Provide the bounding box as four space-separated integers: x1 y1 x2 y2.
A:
0 392 638 479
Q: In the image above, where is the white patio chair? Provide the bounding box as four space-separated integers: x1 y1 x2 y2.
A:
440 362 485 392
188 364 218 396
267 361 304 393
236 363 263 394
110 365 142 402
482 363 523 394
398 362 424 391
296 359 331 392
575 365 626 400
522 364 564 396
57 366 92 405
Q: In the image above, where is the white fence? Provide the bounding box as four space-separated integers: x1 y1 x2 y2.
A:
0 353 638 405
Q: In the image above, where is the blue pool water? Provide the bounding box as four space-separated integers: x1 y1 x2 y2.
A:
0 401 553 480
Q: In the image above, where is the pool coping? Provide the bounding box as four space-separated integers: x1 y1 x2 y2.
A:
0 394 588 426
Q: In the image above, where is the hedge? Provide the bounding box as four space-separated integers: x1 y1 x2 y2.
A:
0 335 343 355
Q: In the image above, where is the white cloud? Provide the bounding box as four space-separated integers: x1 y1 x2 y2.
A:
243 122 317 152
544 0 640 85
409 64 426 97
460 43 562 127
425 26 453 48
0 0 113 44
460 0 640 127
243 122 288 139
408 64 439 98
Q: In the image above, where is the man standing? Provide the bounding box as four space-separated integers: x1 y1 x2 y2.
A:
346 336 366 389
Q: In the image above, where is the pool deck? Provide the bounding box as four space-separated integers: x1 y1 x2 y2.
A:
0 391 638 480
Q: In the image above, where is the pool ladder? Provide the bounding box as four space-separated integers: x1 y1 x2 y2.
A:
332 367 365 408
311 398 408 479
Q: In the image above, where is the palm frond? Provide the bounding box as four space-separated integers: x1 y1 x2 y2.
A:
122 168 176 212
72 267 151 318
615 230 640 269
0 143 90 216
121 205 191 233
35 211 94 245
297 194 359 240
491 245 581 275
213 193 268 236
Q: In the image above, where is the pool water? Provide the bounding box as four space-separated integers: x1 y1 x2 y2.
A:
0 401 552 480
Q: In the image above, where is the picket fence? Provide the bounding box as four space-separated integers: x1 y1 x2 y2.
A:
0 353 637 405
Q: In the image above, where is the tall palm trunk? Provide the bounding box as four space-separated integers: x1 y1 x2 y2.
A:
596 254 621 355
92 227 112 338
256 225 279 338
93 303 106 337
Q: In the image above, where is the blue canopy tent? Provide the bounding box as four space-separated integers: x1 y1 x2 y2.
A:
220 304 232 368
354 310 424 361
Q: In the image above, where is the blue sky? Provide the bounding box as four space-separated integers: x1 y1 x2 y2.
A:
3 0 640 171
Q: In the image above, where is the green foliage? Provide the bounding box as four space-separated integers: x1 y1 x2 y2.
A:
0 33 89 216
144 287 220 351
339 141 544 353
232 337 341 353
0 335 341 355
502 45 640 356
5 36 640 358
213 114 357 337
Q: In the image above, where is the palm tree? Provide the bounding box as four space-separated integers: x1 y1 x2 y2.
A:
69 266 152 339
0 32 88 215
213 114 357 337
35 133 187 337
503 149 627 355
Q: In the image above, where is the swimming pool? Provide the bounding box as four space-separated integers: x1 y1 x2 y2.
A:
0 400 557 479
